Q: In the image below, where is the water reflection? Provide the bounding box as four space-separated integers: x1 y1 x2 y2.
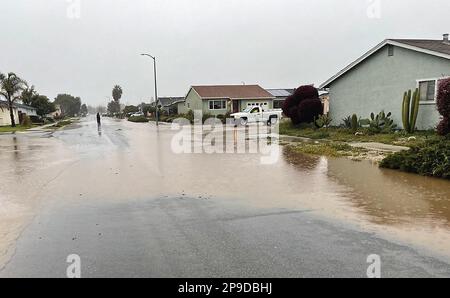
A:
325 158 450 226
97 124 102 137
282 146 450 224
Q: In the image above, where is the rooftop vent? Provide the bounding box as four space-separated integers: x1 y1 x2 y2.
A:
444 33 449 43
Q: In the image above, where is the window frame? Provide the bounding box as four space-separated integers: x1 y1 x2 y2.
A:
208 100 227 110
416 76 450 105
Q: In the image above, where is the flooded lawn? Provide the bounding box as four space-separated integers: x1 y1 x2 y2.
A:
1 118 450 272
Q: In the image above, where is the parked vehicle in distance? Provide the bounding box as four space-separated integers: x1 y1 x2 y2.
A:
231 106 282 126
130 112 144 117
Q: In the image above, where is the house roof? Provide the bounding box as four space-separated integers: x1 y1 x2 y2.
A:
390 39 450 56
266 89 295 97
158 97 185 107
320 38 450 89
191 85 274 100
0 100 36 111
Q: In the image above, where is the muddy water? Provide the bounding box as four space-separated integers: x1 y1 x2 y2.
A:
0 132 75 266
1 118 450 268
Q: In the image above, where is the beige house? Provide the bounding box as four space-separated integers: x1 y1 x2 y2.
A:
178 85 275 116
0 101 19 126
0 100 38 126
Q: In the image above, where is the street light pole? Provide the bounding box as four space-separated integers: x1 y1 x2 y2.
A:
141 53 159 126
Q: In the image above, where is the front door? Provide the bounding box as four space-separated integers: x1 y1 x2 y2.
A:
233 100 239 113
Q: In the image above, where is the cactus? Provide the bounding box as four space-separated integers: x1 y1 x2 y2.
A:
402 91 410 132
410 89 420 133
402 88 420 133
351 114 358 132
368 111 396 134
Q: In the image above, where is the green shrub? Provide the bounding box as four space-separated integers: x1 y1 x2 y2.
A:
380 138 450 179
20 115 32 127
128 115 149 123
315 114 332 128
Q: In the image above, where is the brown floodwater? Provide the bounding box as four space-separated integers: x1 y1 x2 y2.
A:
1 118 450 266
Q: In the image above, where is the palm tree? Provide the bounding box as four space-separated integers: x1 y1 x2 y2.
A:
21 83 37 106
112 85 123 103
0 72 27 127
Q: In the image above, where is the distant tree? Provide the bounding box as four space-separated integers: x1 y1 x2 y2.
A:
80 104 88 116
96 105 106 114
30 95 56 117
112 85 123 103
140 103 156 116
107 100 121 115
0 72 27 127
54 94 82 117
123 105 139 115
20 84 37 106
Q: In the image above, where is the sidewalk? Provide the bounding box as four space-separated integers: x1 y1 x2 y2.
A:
279 134 409 153
26 123 57 131
348 142 409 152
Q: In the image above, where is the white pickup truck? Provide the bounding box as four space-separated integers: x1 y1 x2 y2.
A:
231 106 283 126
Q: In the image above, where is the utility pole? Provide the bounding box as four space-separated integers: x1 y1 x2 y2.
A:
141 53 159 126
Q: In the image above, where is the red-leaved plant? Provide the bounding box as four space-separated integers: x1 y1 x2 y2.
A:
282 85 323 125
437 78 450 136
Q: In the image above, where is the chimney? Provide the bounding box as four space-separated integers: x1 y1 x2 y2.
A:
444 33 449 43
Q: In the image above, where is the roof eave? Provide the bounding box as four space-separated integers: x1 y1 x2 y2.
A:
319 39 450 89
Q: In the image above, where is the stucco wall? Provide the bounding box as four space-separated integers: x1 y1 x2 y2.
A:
0 107 19 126
177 102 188 115
328 45 450 130
184 89 203 112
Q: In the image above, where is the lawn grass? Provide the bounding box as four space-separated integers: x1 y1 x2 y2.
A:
279 120 438 147
0 125 34 133
286 142 367 158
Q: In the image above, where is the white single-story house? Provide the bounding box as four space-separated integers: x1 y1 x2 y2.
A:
0 100 37 126
320 34 450 130
178 85 275 116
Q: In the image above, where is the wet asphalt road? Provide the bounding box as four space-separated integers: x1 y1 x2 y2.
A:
1 117 450 278
3 196 450 278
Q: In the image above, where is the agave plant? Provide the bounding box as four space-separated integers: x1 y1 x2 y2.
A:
341 116 352 129
315 114 332 128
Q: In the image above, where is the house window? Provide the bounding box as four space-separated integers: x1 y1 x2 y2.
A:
208 100 226 110
273 100 284 109
418 80 437 101
388 45 394 57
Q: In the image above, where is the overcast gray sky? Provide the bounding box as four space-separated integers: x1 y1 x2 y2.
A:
1 0 449 106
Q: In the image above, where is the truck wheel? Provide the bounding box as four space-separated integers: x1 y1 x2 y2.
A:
240 118 248 126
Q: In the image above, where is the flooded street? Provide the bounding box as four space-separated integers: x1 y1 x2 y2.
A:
1 117 450 277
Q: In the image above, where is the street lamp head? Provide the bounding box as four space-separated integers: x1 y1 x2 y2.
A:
141 53 155 59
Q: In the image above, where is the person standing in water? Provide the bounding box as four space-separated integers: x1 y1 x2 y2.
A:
97 112 101 125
